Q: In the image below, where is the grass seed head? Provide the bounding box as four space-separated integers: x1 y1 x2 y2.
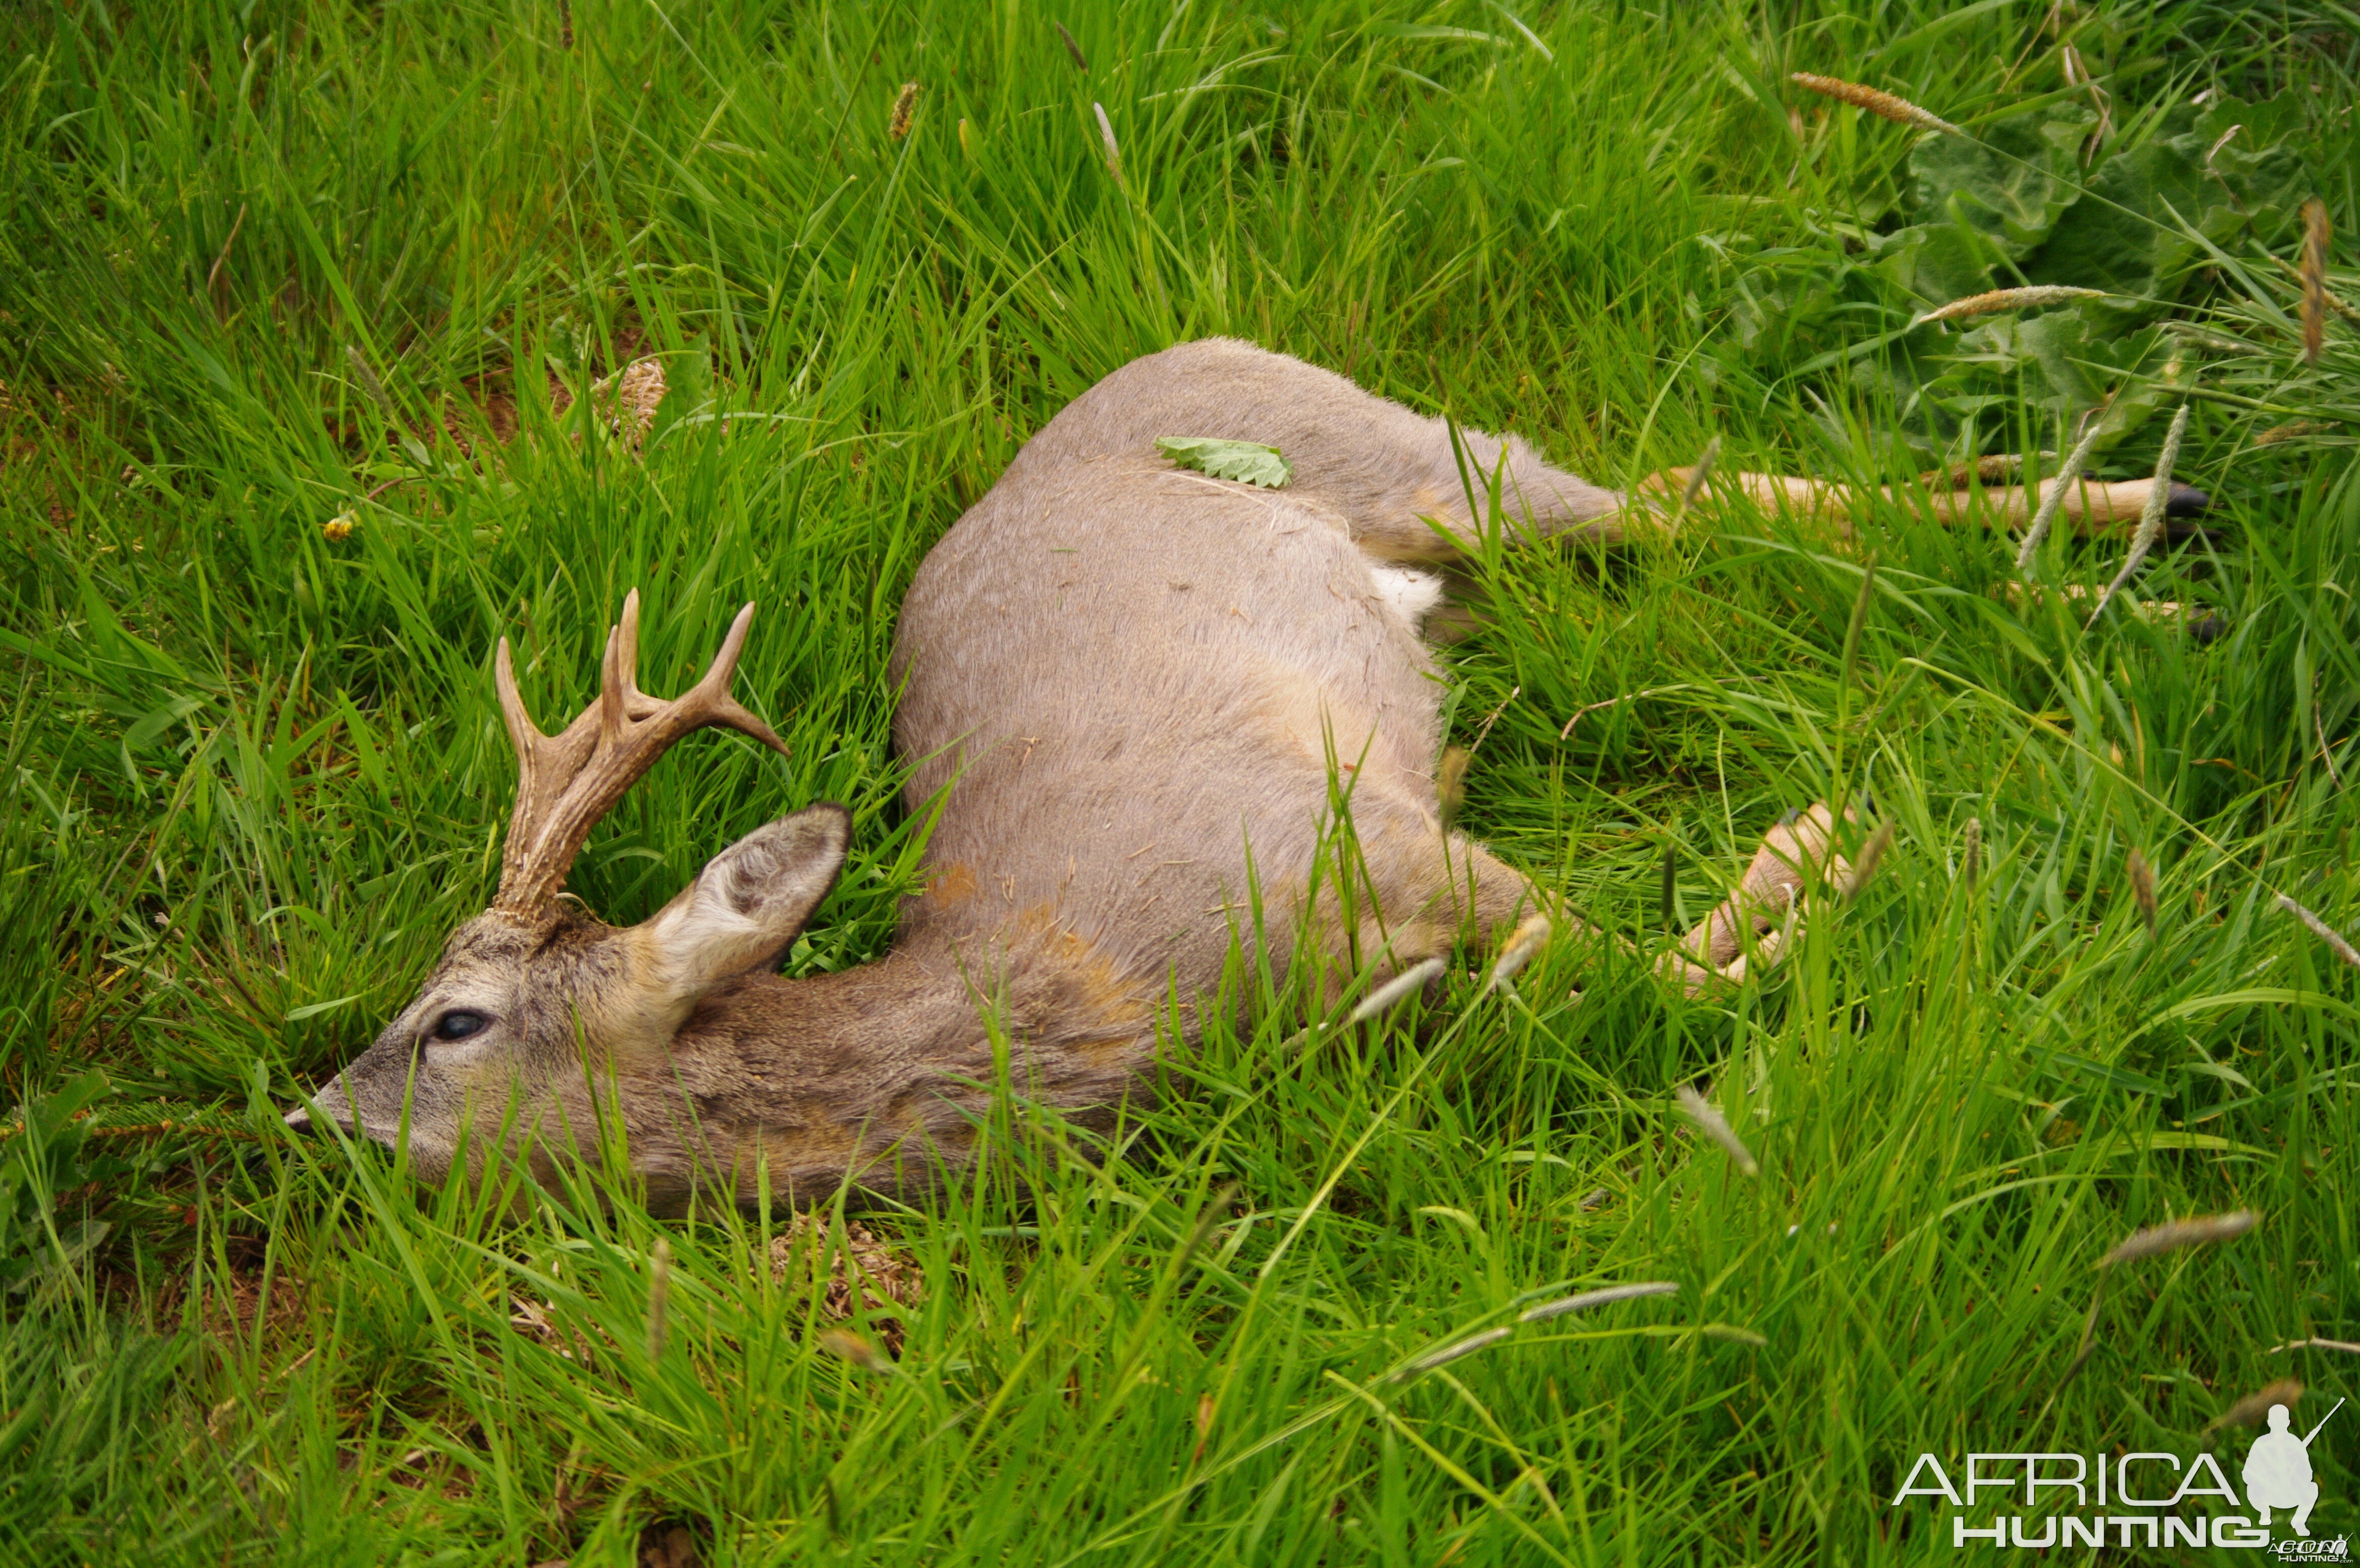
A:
2015 420 2107 571
2207 1379 2305 1432
1675 1085 1760 1177
1699 1324 1769 1347
1959 816 1982 884
1436 745 1469 830
1678 435 1720 512
1913 286 2105 326
1789 73 1962 136
2088 402 2190 626
1518 1281 1679 1323
1054 21 1088 72
2101 1209 2257 1267
2127 847 2157 936
1094 102 1122 184
1392 1325 1514 1381
2303 199 2331 364
646 1238 672 1363
344 346 394 421
1345 957 1445 1026
819 1328 891 1372
1485 914 1551 994
1843 822 1894 901
890 82 918 141
2276 893 2360 971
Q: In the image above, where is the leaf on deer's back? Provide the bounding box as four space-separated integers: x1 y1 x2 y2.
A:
1156 436 1293 488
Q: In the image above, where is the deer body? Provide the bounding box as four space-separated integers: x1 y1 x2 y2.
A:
300 339 2195 1207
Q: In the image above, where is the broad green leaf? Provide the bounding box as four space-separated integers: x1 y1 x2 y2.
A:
1871 222 1998 312
1707 92 2309 465
2030 99 2302 324
1906 107 2093 257
1156 436 1294 488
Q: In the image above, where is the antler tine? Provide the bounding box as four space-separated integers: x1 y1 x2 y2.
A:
598 623 629 745
679 603 793 758
493 636 549 753
491 593 791 913
615 587 663 720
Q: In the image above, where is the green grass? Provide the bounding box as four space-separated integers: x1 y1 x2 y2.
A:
4 1 2357 1561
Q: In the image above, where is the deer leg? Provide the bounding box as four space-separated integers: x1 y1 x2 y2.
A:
1636 468 2212 540
1331 420 1638 563
1405 811 1853 1002
1664 803 1854 991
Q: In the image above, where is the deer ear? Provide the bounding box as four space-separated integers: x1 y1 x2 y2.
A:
643 805 851 986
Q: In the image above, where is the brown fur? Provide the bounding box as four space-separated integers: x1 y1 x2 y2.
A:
297 340 1865 1209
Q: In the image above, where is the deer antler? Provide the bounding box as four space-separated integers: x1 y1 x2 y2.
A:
492 590 791 912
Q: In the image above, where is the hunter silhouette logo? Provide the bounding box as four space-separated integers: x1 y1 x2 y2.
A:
2246 1399 2341 1543
1889 1395 2345 1550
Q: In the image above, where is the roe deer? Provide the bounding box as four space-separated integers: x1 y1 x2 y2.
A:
288 338 2209 1207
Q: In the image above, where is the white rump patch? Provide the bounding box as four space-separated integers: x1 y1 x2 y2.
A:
1367 565 1445 631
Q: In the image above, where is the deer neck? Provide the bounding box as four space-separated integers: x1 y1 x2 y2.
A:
627 935 1156 1205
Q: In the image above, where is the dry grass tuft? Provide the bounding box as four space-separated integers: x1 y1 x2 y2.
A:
769 1216 923 1351
603 357 667 445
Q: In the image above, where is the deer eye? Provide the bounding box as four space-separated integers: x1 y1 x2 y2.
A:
430 1010 489 1042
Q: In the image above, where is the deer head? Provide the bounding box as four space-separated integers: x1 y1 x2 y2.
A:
289 591 849 1187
